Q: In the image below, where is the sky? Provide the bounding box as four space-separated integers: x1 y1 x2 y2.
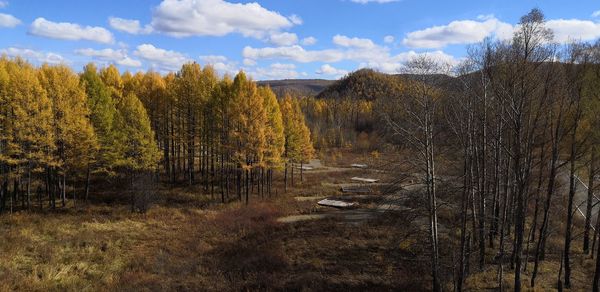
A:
1 0 599 80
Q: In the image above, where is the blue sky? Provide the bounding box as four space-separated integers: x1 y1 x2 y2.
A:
1 0 599 79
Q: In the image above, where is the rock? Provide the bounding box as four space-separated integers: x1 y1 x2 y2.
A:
317 199 358 208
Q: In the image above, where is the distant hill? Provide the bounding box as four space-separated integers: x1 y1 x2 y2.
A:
316 69 460 100
257 79 335 97
317 69 405 101
258 69 459 100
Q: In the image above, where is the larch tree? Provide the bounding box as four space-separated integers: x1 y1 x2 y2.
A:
113 92 160 173
259 86 285 196
1 58 55 210
293 96 315 182
38 64 97 206
175 62 207 186
230 71 267 204
80 63 119 177
280 95 300 189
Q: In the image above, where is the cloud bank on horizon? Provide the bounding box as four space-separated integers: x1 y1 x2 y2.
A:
0 0 599 80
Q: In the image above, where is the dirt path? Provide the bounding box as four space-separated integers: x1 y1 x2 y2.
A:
557 170 600 229
278 159 413 224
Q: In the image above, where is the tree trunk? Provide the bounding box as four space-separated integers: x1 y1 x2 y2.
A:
26 162 31 210
245 168 249 205
531 131 560 287
458 153 470 291
585 149 596 254
563 123 579 289
284 162 288 192
85 164 91 202
291 163 295 187
594 233 600 291
61 173 66 207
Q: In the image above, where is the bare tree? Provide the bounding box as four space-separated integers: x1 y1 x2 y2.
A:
381 55 451 292
484 9 554 291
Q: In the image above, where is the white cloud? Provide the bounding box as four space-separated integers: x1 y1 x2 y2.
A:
75 48 141 67
477 14 495 21
0 1 7 8
243 45 344 63
134 44 189 71
403 16 513 48
243 41 459 75
384 35 395 44
301 36 317 46
1 47 66 64
109 17 152 35
360 50 459 73
118 57 143 67
333 35 376 49
244 35 390 64
199 55 228 64
316 64 348 77
546 19 600 43
350 0 399 4
592 11 600 18
199 55 239 76
403 14 600 48
29 18 114 44
0 13 20 27
289 14 303 25
243 58 257 66
151 0 296 38
269 32 298 46
249 63 300 80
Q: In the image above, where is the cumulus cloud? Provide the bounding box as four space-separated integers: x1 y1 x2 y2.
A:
243 45 344 63
289 14 303 25
384 35 395 44
1 47 66 64
592 11 600 18
403 14 600 48
546 19 600 43
134 44 190 71
249 63 301 80
243 58 257 66
269 32 298 46
350 0 399 4
75 48 142 67
316 64 348 77
301 36 317 46
199 55 228 64
333 35 376 49
360 50 459 73
109 17 152 34
29 18 114 44
199 55 240 75
244 38 460 75
118 57 143 68
151 0 297 38
0 1 7 8
403 16 513 48
0 13 20 27
244 35 388 64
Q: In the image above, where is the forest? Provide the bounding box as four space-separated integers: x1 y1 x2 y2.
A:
0 59 314 212
3 6 600 292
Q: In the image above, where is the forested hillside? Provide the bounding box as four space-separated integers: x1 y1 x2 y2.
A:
257 79 334 97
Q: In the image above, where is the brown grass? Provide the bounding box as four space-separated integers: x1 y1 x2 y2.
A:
1 149 593 291
0 153 429 291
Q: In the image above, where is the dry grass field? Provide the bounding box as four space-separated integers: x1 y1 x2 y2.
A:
0 150 595 291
